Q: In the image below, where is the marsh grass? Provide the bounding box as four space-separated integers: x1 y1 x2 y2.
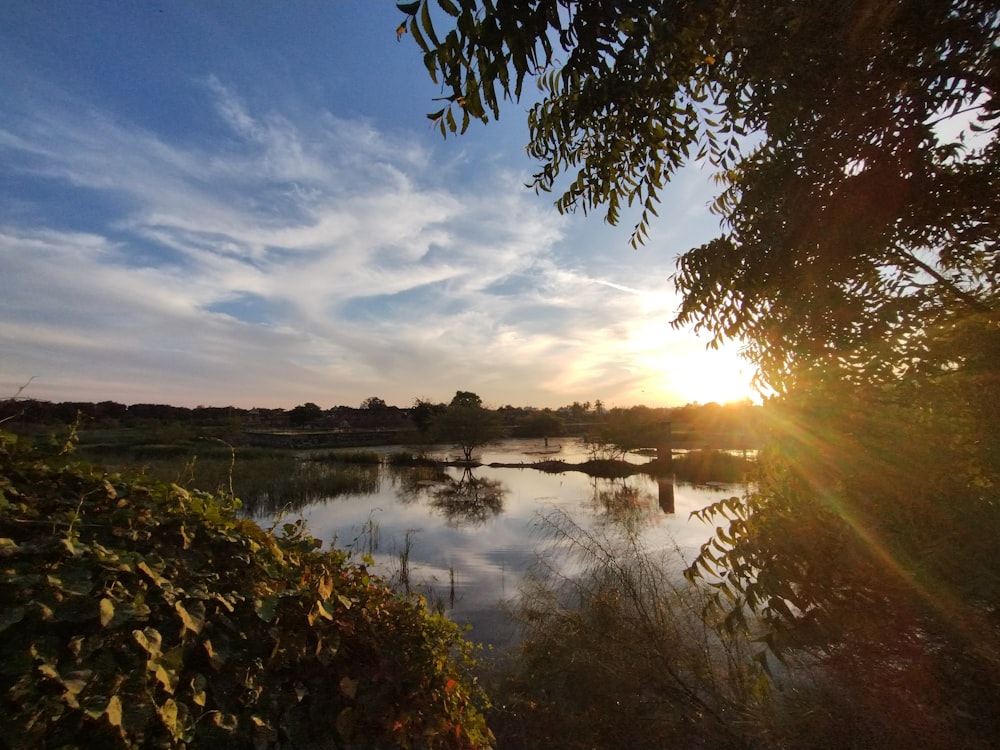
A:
488 507 774 750
73 443 380 516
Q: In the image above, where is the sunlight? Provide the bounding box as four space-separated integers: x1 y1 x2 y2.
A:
628 320 760 406
666 355 758 405
656 350 758 405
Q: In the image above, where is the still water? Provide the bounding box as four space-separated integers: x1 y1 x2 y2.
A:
251 438 744 649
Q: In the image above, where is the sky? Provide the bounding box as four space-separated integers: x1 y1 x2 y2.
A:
0 1 758 411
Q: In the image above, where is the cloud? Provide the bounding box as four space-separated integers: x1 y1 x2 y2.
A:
0 72 749 409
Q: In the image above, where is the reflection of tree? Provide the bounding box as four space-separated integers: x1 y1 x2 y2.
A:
389 464 452 505
429 468 506 527
587 478 657 529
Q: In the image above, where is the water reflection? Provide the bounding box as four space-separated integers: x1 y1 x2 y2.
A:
658 479 675 514
237 458 380 516
428 468 507 527
244 438 746 649
390 463 452 504
587 477 660 529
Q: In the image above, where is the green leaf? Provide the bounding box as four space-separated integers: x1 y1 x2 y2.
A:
106 694 123 728
99 597 115 627
437 0 459 16
0 604 25 634
191 673 208 707
339 676 359 699
133 627 162 657
254 596 278 623
0 536 19 557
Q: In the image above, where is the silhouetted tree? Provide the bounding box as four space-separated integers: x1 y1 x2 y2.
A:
433 397 504 462
288 402 323 428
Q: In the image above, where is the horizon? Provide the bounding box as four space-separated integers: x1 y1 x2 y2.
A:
2 388 756 414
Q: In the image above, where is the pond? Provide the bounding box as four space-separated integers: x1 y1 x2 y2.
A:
244 437 747 650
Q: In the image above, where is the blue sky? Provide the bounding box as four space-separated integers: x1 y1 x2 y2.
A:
0 1 755 410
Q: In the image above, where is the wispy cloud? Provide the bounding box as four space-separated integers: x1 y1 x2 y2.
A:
0 71 746 408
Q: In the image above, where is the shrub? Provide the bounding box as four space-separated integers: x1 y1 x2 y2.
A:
0 431 491 749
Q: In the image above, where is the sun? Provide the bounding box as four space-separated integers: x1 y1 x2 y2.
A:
638 340 760 406
669 356 759 405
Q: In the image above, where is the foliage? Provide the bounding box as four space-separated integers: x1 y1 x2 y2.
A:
360 397 388 410
587 405 666 456
71 445 382 518
448 392 483 409
288 402 324 428
671 449 751 484
509 411 563 439
686 368 1000 747
399 0 999 391
0 431 492 749
410 400 448 436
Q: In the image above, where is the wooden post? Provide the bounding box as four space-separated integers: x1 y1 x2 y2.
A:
657 421 673 470
658 479 675 514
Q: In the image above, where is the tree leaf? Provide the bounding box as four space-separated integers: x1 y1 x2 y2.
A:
99 597 115 627
254 596 278 623
175 599 205 634
106 694 123 728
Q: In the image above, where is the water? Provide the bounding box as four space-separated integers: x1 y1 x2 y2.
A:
251 437 745 649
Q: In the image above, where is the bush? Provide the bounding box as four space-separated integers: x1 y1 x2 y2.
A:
0 432 491 749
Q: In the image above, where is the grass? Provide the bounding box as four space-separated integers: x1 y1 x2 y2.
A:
486 507 767 750
71 442 381 517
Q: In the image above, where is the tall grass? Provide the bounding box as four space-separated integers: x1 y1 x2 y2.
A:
487 508 772 749
73 444 380 516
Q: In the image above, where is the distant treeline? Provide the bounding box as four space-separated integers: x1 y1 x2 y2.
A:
0 396 762 445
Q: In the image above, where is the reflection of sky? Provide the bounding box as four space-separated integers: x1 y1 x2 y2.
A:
283 438 746 649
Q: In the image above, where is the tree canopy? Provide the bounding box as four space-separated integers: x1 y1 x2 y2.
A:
398 0 999 392
399 4 1000 744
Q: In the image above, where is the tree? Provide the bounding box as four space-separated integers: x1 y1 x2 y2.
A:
399 3 1000 744
398 0 999 392
433 395 504 462
411 397 447 434
288 401 323 428
511 409 564 438
360 396 388 410
449 390 483 408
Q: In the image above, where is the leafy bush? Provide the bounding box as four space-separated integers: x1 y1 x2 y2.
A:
0 432 491 749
